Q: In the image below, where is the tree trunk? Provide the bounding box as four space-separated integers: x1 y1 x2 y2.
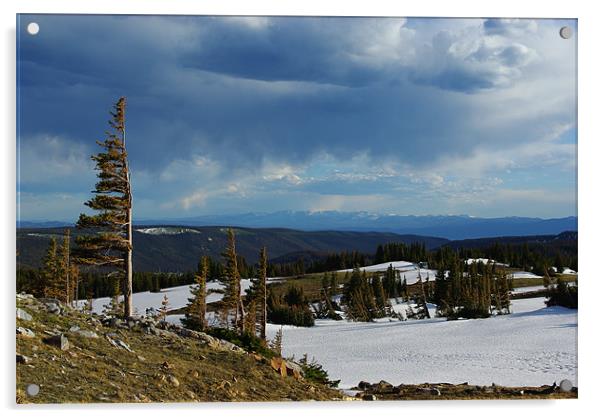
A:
261 274 267 341
123 114 133 319
124 205 133 318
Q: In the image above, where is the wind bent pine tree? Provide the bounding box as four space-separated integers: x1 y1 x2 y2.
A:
75 97 134 318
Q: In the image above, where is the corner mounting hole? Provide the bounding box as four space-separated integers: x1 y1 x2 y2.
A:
559 26 572 39
27 22 39 36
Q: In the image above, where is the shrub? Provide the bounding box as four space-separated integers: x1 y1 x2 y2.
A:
206 327 278 359
298 354 340 388
546 281 577 309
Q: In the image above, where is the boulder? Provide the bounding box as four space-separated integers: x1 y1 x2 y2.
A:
44 334 70 350
75 330 99 339
39 298 62 314
17 354 31 364
430 387 441 396
167 375 180 388
377 380 393 391
17 327 35 338
357 381 372 390
362 394 377 401
106 335 133 352
16 308 33 321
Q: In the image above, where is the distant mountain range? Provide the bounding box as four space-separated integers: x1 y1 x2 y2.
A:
17 226 448 272
18 212 577 240
17 225 577 273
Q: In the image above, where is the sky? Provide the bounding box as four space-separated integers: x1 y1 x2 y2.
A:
16 15 577 221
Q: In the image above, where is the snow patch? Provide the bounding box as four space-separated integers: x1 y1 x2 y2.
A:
136 227 200 235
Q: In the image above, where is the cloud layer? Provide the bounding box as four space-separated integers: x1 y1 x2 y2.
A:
17 15 577 220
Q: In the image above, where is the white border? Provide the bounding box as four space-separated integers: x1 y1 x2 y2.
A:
3 1 600 418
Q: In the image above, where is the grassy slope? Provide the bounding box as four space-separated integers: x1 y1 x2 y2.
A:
16 298 343 404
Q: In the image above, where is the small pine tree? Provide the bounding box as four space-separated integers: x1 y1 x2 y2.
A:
84 288 94 314
498 274 511 314
159 294 170 321
42 238 68 300
247 247 268 340
270 327 283 357
103 274 123 315
183 256 209 330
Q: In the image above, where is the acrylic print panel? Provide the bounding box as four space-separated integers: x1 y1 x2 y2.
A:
16 14 577 403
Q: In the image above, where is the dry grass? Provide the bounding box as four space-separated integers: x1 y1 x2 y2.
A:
15 298 343 404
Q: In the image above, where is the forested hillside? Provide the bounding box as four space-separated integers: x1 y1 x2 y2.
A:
17 226 448 272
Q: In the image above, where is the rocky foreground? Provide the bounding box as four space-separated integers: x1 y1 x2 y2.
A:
16 293 577 403
16 294 343 403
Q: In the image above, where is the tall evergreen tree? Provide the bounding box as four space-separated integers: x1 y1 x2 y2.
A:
41 238 60 298
183 255 209 330
75 97 134 318
56 229 78 304
220 228 245 332
248 247 268 339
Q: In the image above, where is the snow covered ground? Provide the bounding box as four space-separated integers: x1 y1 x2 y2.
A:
466 258 508 266
511 285 546 294
508 271 543 279
84 279 252 315
337 261 438 285
267 297 577 389
83 259 576 389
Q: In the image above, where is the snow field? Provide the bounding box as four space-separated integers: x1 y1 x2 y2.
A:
267 297 577 389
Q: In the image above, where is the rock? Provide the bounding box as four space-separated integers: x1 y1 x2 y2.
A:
430 387 441 396
75 330 98 338
167 375 180 387
109 318 123 328
377 380 393 391
44 334 70 350
362 394 377 401
39 298 62 314
69 325 80 332
16 327 35 338
284 360 304 379
189 370 199 378
357 381 372 390
106 336 133 352
137 355 146 362
219 380 232 389
17 354 31 364
16 308 33 321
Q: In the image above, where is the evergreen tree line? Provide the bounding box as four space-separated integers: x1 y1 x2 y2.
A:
267 250 369 277
17 231 79 304
342 268 391 322
432 258 511 319
267 239 576 280
374 242 429 265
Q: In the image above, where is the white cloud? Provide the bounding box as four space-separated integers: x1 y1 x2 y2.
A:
18 134 94 185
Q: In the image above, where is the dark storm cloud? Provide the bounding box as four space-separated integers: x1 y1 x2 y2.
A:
17 15 577 218
19 16 556 170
